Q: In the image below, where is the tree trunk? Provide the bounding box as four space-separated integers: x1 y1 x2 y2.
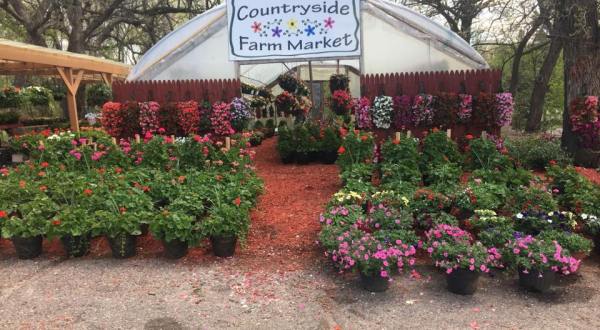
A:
509 20 543 96
525 38 563 132
561 0 600 155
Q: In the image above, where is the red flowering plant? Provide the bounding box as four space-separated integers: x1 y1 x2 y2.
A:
432 93 458 128
101 102 124 138
331 90 355 116
139 101 161 135
177 101 200 135
335 128 374 173
569 96 599 149
472 93 495 128
275 91 299 115
120 101 141 138
210 101 235 136
424 224 503 275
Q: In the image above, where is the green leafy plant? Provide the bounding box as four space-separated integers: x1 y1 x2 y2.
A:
538 230 592 255
506 135 571 170
1 195 58 238
150 210 200 245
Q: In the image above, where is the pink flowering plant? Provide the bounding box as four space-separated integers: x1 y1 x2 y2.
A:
424 224 502 274
393 95 413 129
210 102 235 136
412 94 435 127
177 101 200 135
331 232 417 278
457 94 473 123
494 92 514 127
354 97 372 129
506 235 581 276
139 101 161 135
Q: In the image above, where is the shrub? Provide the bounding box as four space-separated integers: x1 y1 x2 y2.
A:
419 130 462 173
467 138 511 170
506 135 572 170
86 84 112 108
320 126 341 154
0 110 20 125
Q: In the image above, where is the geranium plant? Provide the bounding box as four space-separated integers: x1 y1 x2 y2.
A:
150 209 200 245
101 102 123 138
331 90 354 116
275 91 299 115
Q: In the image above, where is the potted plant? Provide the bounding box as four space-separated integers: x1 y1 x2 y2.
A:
319 127 340 164
424 224 500 295
276 126 295 164
150 210 199 259
538 229 592 260
330 232 416 292
329 74 349 93
581 213 600 254
249 131 264 147
506 235 581 292
47 206 94 258
201 195 250 258
94 187 153 258
1 195 57 259
264 119 276 138
0 130 11 167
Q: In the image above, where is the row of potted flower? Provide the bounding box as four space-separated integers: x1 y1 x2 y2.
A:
101 97 253 139
0 129 262 260
320 125 597 294
277 123 341 164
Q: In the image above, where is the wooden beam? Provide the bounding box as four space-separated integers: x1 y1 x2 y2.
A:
0 40 130 77
57 67 83 132
101 73 113 86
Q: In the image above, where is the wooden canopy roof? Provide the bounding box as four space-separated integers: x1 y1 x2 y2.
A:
0 39 131 131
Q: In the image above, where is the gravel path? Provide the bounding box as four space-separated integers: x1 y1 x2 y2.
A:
1 138 600 329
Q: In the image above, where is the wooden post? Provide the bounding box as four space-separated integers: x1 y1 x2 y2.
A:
395 132 401 141
446 129 452 138
308 61 315 118
111 137 117 145
481 131 487 140
57 67 84 132
135 134 141 143
407 130 412 138
225 137 231 150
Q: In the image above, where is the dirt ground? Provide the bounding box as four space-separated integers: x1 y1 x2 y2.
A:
1 138 600 329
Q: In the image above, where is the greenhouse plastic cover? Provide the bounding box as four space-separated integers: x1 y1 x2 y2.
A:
128 0 488 86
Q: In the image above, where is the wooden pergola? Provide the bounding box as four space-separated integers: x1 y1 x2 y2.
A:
0 39 130 131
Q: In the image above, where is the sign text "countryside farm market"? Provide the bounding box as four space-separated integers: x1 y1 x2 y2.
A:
227 0 361 61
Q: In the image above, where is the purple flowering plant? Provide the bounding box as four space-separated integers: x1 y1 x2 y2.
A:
354 97 372 129
457 94 473 123
393 95 413 129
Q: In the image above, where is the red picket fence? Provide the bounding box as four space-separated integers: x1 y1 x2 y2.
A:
112 79 242 104
360 69 502 100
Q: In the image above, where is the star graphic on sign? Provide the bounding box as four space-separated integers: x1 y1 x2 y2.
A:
272 26 283 37
251 21 262 33
304 25 316 36
324 17 335 29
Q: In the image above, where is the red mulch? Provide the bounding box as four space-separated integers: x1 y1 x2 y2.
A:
0 137 340 272
576 167 600 186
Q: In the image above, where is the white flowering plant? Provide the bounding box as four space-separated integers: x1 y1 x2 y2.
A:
582 213 600 236
372 96 394 129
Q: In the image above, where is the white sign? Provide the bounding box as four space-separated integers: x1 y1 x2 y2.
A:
227 0 361 61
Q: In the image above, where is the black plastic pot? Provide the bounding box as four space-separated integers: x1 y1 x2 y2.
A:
210 236 237 258
518 268 556 293
446 268 480 295
359 273 390 292
280 153 295 164
107 234 137 259
0 147 11 167
60 234 91 258
319 151 338 164
295 152 311 165
594 237 600 255
162 239 189 259
12 236 43 259
140 223 150 236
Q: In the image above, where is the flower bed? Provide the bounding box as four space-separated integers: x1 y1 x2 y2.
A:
0 129 262 259
319 127 599 293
